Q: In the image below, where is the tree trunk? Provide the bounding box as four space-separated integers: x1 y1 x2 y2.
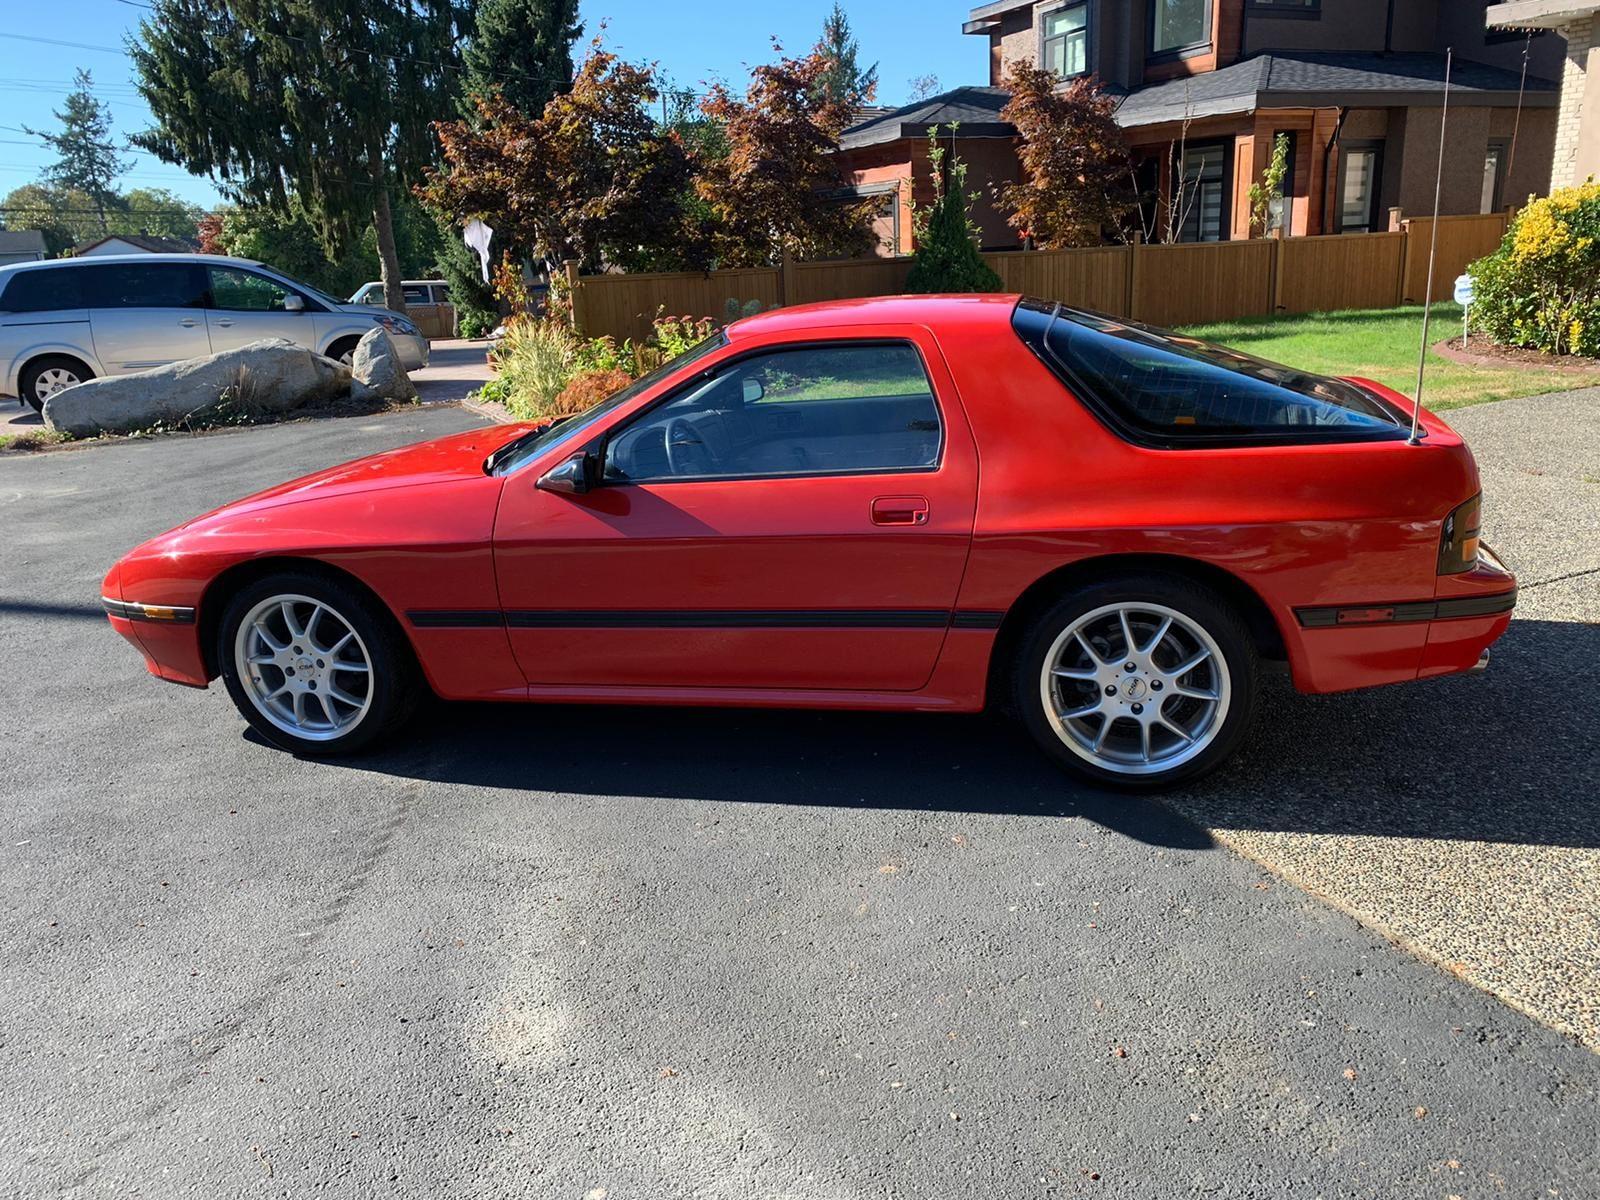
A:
371 167 406 315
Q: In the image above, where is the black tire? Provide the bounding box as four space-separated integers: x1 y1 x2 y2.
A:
20 355 94 413
326 337 362 367
216 570 420 756
1012 574 1258 790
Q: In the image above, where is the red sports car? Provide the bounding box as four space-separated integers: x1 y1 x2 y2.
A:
103 295 1515 787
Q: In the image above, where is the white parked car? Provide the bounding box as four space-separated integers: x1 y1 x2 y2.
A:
0 254 429 411
349 278 450 307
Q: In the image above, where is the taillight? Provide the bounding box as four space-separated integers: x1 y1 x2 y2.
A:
1438 494 1481 575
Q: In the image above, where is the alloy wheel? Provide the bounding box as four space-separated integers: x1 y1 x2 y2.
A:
234 594 374 741
1039 601 1231 777
34 367 81 401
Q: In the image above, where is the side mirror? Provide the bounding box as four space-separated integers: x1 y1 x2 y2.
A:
741 377 764 404
283 293 306 313
536 451 593 495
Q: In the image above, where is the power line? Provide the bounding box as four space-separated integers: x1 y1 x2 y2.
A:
0 33 129 55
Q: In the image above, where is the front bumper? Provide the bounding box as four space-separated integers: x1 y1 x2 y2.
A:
396 332 429 371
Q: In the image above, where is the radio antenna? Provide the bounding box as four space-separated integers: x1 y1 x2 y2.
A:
1410 47 1453 445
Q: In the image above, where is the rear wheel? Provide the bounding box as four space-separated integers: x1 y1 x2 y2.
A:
21 355 94 412
217 572 419 755
1013 575 1258 789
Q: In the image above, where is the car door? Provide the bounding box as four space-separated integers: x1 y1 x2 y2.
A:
203 264 315 353
84 261 211 373
491 329 979 692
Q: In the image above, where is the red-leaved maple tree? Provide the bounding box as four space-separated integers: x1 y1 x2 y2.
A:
421 46 693 276
997 63 1135 248
694 44 876 267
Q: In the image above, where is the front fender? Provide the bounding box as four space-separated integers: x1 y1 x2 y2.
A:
108 476 521 698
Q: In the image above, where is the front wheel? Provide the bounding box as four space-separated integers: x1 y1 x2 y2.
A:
217 572 419 755
1014 576 1258 790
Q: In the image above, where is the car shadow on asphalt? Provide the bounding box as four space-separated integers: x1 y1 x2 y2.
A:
306 617 1599 852
306 701 1217 850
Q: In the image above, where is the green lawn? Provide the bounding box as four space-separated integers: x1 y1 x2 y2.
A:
1178 304 1581 411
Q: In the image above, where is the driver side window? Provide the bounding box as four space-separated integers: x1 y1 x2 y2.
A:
208 266 294 312
602 342 940 483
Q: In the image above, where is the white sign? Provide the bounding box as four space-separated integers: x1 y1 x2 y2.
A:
463 218 494 284
1453 273 1474 306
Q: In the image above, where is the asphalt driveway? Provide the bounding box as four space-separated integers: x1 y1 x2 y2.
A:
1 401 1595 1198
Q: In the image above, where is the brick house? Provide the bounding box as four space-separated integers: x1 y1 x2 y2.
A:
1487 1 1600 188
840 0 1564 251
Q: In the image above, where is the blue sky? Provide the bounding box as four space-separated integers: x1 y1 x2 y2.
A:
1 0 988 211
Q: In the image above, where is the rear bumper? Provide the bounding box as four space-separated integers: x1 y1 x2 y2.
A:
1287 544 1516 693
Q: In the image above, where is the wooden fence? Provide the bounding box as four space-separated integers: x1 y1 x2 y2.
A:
567 211 1511 343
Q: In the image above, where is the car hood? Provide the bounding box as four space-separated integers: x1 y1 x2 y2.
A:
184 424 533 524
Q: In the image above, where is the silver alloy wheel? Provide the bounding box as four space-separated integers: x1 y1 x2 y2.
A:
1039 601 1231 777
34 367 82 401
234 593 374 742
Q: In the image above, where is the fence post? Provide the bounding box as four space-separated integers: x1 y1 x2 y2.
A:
779 249 797 308
1387 206 1404 232
1396 221 1414 305
1269 228 1286 315
564 259 584 335
1126 232 1142 320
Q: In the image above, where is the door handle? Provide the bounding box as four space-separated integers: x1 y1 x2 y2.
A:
179 318 198 327
871 495 929 526
215 319 234 328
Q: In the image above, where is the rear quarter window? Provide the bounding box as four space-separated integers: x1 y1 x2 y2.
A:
1 268 85 313
1012 299 1404 447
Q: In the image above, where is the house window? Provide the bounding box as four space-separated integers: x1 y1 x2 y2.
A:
1338 143 1383 233
1043 3 1089 78
1481 140 1507 213
1177 143 1228 242
1150 0 1210 55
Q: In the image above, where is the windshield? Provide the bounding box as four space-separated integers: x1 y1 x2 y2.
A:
489 331 729 476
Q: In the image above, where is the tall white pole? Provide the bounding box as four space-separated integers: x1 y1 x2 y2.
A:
1411 48 1452 446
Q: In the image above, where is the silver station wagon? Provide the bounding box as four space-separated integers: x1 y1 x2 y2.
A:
0 254 430 410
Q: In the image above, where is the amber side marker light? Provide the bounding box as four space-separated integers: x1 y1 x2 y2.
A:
1439 494 1482 575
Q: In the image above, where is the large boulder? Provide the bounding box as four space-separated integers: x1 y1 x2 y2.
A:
350 326 417 403
44 339 351 438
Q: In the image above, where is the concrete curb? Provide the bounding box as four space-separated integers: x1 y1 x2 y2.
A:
460 397 518 425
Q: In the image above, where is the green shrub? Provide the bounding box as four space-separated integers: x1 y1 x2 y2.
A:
456 307 499 340
905 125 1003 295
1469 180 1600 357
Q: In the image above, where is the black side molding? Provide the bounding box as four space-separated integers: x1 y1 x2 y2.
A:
1295 590 1517 629
406 608 1009 631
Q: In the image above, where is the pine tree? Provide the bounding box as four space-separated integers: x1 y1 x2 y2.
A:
905 127 1003 294
23 70 130 235
130 0 472 314
814 3 878 108
461 0 581 117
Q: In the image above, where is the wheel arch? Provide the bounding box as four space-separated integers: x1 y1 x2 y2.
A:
18 348 99 390
983 553 1289 708
198 555 418 680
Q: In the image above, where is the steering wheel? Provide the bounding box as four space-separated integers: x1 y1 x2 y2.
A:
664 416 715 476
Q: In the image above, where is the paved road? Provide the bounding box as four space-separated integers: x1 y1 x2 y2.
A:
1 405 1595 1199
